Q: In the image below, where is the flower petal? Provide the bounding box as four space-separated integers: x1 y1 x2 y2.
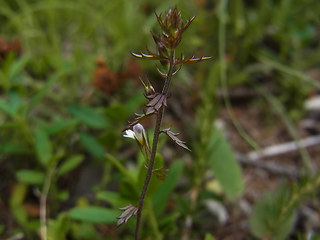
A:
123 129 135 139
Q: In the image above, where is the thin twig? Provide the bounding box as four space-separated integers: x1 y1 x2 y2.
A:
247 135 320 161
255 86 314 175
237 153 298 177
237 135 320 176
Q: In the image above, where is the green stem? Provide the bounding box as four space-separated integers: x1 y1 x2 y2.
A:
256 86 313 175
218 0 259 150
14 115 32 144
106 153 136 183
135 51 175 240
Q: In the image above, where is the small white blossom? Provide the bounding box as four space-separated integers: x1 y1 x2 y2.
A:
133 123 145 144
123 129 135 139
123 124 146 143
123 124 150 153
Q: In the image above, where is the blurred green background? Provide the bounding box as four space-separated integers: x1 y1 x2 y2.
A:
1 0 319 239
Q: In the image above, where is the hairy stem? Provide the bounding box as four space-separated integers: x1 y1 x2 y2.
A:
135 52 175 240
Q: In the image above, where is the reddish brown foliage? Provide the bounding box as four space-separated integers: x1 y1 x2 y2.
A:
119 58 142 83
93 57 119 95
92 57 142 95
0 37 22 61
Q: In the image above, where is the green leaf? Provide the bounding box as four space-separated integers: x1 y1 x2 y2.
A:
26 73 60 114
153 161 183 215
250 185 296 240
68 207 118 224
8 90 22 114
119 178 140 201
96 191 120 206
68 104 109 129
99 131 120 151
0 99 14 116
34 128 52 166
71 222 97 239
16 170 45 185
9 55 29 80
0 143 28 154
138 153 164 198
105 104 129 122
57 155 84 177
79 133 105 160
57 191 69 201
97 191 130 208
205 234 216 240
126 91 145 111
158 212 180 235
48 213 70 240
26 219 40 233
43 117 78 135
207 128 244 201
9 183 28 227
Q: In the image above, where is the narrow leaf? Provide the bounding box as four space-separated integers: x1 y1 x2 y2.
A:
68 104 109 129
97 191 123 207
57 155 84 177
0 143 28 154
250 185 296 240
26 73 60 114
43 117 78 135
138 153 164 197
8 90 22 114
9 55 29 80
34 128 52 166
153 161 184 215
48 213 70 240
207 128 244 201
0 99 14 116
16 170 44 185
69 207 118 224
79 133 105 160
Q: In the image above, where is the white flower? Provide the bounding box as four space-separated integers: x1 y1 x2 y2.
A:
123 129 135 139
123 123 150 158
133 123 145 144
123 124 145 143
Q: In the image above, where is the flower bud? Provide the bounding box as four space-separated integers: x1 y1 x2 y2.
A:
140 78 155 98
133 123 145 144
